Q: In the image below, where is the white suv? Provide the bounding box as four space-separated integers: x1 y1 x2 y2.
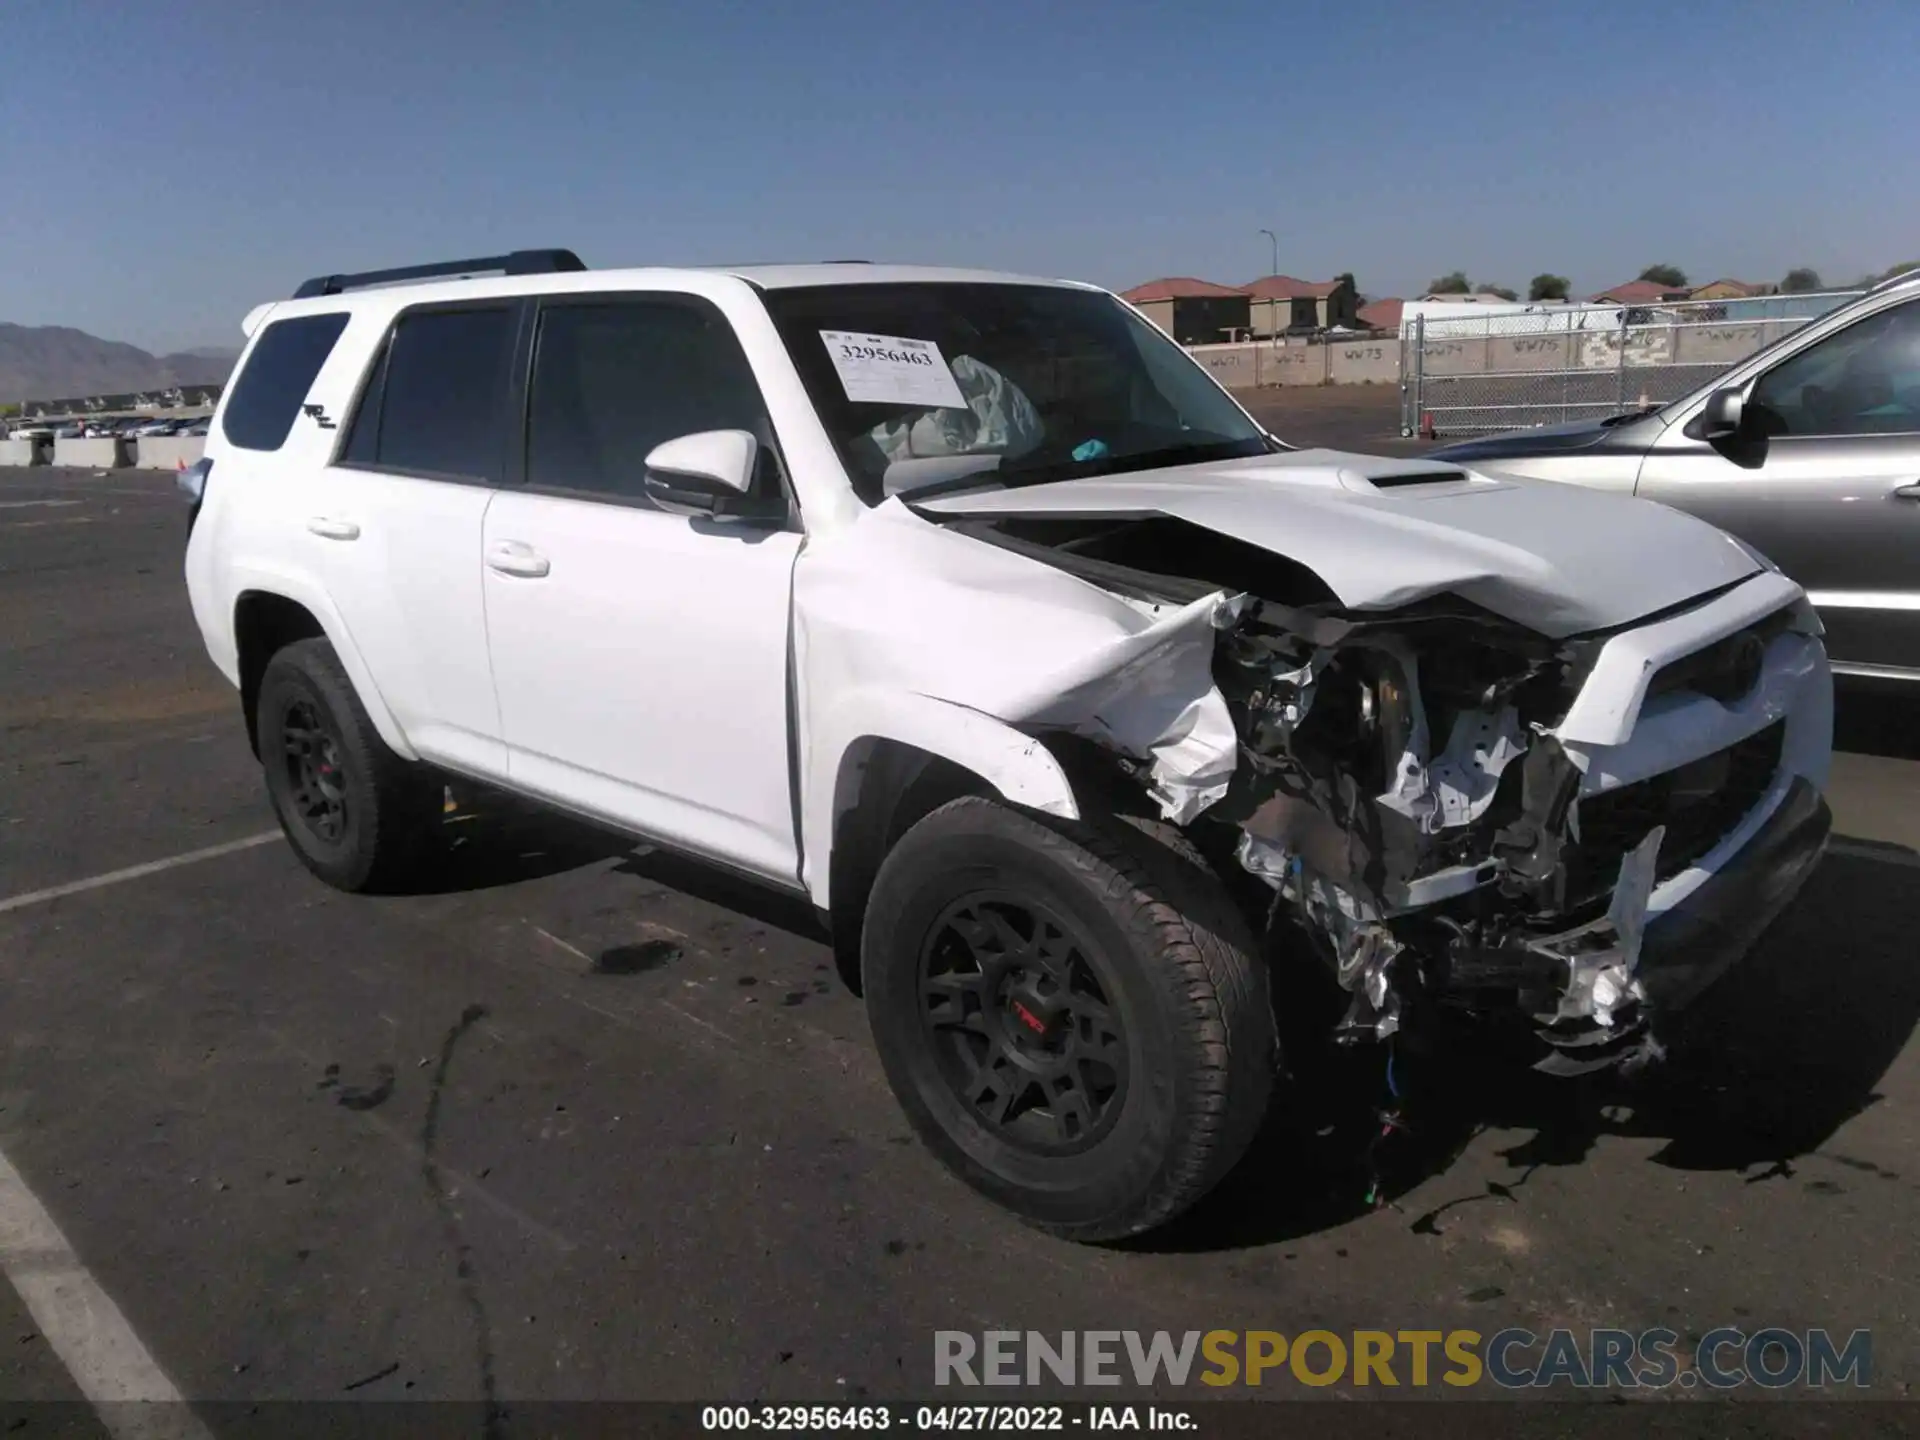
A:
183 250 1835 1240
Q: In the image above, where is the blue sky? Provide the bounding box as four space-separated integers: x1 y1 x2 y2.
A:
3 0 1915 352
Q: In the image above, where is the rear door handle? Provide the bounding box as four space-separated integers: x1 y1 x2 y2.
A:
306 517 360 541
1892 482 1920 500
486 541 551 579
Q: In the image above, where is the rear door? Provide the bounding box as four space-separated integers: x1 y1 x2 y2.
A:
1637 295 1920 678
307 302 521 776
480 292 803 885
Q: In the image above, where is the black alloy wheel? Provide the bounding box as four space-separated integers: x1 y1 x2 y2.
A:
920 894 1128 1155
279 696 350 845
862 797 1276 1242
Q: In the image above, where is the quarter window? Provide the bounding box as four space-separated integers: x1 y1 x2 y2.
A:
220 313 349 452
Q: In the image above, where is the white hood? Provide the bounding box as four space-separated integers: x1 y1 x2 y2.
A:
912 448 1763 638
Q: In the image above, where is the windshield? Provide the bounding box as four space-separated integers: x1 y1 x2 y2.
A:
761 282 1274 504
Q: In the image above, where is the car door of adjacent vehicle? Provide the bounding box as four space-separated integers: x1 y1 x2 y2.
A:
481 293 804 886
1636 296 1920 678
314 302 521 776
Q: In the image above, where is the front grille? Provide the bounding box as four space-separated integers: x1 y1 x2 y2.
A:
1565 721 1785 905
1645 606 1795 704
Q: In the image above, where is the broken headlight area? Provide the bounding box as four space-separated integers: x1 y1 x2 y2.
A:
1203 596 1794 1072
936 512 1789 1074
1198 596 1633 1060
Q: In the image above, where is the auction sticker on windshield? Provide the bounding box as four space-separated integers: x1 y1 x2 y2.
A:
821 331 967 409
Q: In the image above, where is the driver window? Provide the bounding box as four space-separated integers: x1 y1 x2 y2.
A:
1747 300 1920 437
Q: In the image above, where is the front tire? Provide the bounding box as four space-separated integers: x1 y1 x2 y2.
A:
862 797 1275 1242
255 637 438 893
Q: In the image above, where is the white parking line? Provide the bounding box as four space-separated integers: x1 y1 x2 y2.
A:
0 517 94 530
0 832 284 916
0 498 81 510
0 1147 214 1439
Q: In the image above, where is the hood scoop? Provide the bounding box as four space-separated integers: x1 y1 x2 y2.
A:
1358 468 1479 490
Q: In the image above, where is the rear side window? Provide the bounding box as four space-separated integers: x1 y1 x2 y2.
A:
342 306 515 481
221 313 349 452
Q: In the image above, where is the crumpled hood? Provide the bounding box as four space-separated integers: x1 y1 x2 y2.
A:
911 448 1762 638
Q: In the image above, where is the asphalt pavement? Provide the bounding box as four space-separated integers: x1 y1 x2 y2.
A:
2 436 1918 1432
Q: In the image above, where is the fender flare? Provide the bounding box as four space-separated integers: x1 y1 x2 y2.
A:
801 688 1080 907
228 563 418 761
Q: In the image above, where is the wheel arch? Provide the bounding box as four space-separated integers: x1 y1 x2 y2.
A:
812 692 1148 995
232 586 415 761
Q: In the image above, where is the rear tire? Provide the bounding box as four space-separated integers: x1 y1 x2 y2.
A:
862 797 1275 1242
255 637 438 893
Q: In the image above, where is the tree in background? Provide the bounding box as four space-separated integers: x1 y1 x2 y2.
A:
0 404 18 418
1481 285 1520 301
1427 271 1470 294
1638 264 1689 288
1873 261 1920 285
1528 274 1571 301
1780 267 1825 294
1334 271 1356 292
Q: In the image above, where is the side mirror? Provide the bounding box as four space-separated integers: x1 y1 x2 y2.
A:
642 429 762 515
1699 387 1747 442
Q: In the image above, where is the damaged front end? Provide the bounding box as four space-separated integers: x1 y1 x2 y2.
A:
1202 593 1675 1071
932 512 1826 1076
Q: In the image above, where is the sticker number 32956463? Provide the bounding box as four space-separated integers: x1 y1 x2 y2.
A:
820 331 968 410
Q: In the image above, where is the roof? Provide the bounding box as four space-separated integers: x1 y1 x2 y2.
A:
722 263 1093 292
246 263 1099 331
1687 278 1768 297
1417 290 1518 303
1357 297 1404 330
1120 277 1249 302
1243 275 1343 300
1588 279 1688 304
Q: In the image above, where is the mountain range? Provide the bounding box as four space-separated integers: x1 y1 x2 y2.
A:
1 323 239 402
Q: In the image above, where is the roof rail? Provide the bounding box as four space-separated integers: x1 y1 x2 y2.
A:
291 249 586 299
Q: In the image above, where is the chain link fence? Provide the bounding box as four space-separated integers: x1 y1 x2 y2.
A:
1398 292 1863 437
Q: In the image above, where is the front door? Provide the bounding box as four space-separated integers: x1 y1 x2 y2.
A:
1637 296 1920 678
481 293 803 885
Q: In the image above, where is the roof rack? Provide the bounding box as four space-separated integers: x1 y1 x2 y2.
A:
291 248 586 299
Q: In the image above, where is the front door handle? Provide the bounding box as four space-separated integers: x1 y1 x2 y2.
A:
486 541 551 579
1892 482 1920 501
306 517 360 541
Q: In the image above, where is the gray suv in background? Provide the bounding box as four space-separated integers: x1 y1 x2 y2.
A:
1433 270 1920 682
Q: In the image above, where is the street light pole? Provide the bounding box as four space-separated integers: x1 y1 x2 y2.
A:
1258 229 1278 340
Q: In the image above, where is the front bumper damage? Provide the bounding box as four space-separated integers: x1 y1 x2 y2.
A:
943 518 1834 1074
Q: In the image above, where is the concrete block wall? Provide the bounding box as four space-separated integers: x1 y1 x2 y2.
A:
0 439 45 466
1264 346 1329 386
1326 340 1398 384
51 437 128 468
1185 340 1406 389
1488 334 1573 373
1416 337 1485 377
1185 344 1261 391
1674 325 1769 367
135 436 206 470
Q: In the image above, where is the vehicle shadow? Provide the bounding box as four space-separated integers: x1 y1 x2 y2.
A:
385 793 637 895
1139 842 1920 1253
611 848 829 946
